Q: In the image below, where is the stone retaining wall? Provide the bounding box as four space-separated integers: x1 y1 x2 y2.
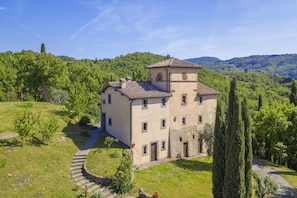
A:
82 162 113 186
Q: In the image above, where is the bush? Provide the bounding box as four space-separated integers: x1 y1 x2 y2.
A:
78 115 91 126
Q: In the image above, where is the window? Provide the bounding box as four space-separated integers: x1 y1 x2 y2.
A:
108 118 112 126
102 99 106 104
161 98 166 107
161 119 166 129
182 72 187 80
161 141 166 150
142 145 147 155
198 115 203 124
142 99 148 109
182 116 186 125
108 94 111 104
181 94 187 106
142 122 148 132
199 96 203 104
156 72 163 82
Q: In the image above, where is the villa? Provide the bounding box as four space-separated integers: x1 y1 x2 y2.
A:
99 58 218 165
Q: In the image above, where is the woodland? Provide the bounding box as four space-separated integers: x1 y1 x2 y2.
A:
0 47 297 171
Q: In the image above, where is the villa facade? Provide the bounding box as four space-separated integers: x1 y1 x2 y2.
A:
99 58 218 165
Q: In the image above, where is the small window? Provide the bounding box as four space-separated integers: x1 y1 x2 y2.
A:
142 145 147 155
142 99 148 109
108 94 111 104
199 96 203 104
102 99 106 104
161 141 166 150
198 115 202 124
108 118 112 126
182 116 186 125
156 72 163 82
161 98 166 107
182 72 187 80
161 119 166 129
142 122 148 132
181 94 187 106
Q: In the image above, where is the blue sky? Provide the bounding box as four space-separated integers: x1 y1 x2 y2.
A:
1 0 297 60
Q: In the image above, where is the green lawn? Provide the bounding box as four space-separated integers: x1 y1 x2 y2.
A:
0 102 91 197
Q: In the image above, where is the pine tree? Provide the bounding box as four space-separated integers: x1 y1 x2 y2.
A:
223 78 245 198
257 94 262 111
242 98 252 198
212 98 226 198
41 43 46 53
290 81 297 106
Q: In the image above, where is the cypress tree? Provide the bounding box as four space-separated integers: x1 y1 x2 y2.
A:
257 94 262 111
223 78 245 198
242 98 252 198
212 98 226 198
290 81 297 106
41 43 46 53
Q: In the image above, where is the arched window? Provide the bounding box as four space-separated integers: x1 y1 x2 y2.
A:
156 72 163 81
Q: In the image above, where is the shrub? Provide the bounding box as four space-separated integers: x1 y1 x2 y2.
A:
78 115 91 126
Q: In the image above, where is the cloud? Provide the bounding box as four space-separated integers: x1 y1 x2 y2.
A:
0 6 6 10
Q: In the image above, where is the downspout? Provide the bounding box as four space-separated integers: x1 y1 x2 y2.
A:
165 68 169 92
129 98 134 165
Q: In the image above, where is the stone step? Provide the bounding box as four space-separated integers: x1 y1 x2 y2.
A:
70 168 82 174
76 178 91 186
74 175 85 182
71 161 84 167
71 172 83 179
72 155 87 160
72 158 85 163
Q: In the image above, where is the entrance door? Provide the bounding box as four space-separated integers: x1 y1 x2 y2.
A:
198 138 203 153
101 113 106 130
151 143 157 161
183 142 189 157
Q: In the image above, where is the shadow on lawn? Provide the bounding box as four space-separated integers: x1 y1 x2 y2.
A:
171 158 212 172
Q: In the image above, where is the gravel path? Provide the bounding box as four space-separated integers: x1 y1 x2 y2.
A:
252 160 297 197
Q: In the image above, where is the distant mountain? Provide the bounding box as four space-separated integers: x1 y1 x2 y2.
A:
186 56 221 64
186 54 297 80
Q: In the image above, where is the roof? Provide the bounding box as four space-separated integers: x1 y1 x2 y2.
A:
99 81 172 99
197 82 220 95
147 58 202 69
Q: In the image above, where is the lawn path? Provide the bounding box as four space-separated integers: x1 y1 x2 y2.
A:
252 160 297 198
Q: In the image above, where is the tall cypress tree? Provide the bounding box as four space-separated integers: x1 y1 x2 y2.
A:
41 43 46 53
290 81 297 106
257 94 262 111
212 98 226 198
242 98 252 198
223 78 245 198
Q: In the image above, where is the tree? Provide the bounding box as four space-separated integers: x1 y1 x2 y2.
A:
212 98 226 198
253 172 277 198
289 81 297 106
39 117 58 142
104 136 118 148
273 142 288 166
112 151 133 194
223 78 246 198
199 123 214 156
242 98 252 198
41 43 46 53
258 94 263 111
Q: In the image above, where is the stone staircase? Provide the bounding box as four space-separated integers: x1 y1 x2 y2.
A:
70 129 117 198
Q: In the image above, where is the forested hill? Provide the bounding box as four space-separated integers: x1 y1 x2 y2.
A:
186 54 297 79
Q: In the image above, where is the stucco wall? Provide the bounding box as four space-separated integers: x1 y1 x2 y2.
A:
100 87 131 146
131 97 170 165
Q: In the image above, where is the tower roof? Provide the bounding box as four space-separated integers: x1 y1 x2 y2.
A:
147 58 202 69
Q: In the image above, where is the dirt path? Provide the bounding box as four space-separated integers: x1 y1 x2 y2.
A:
252 160 297 197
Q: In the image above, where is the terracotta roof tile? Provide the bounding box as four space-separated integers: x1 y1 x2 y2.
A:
147 58 201 68
197 82 219 95
100 81 172 99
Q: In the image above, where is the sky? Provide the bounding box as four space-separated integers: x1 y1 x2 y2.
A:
1 0 297 60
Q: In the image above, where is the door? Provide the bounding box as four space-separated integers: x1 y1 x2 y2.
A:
198 138 203 153
151 143 157 161
101 113 106 130
183 142 189 157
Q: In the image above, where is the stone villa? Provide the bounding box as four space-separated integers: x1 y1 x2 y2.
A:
99 58 219 166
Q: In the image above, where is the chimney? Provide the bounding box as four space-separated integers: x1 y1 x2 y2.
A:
120 78 126 89
126 77 132 81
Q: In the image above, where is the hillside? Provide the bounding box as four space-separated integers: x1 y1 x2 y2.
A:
186 54 297 79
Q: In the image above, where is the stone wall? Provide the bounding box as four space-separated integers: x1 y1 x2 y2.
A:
169 125 199 158
82 163 113 186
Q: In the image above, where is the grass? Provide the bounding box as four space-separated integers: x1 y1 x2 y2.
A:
86 135 124 178
0 102 92 197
